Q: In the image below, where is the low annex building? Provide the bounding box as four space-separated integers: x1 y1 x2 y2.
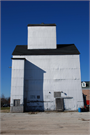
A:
10 23 84 112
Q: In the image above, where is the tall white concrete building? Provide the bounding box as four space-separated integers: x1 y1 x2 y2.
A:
10 23 84 112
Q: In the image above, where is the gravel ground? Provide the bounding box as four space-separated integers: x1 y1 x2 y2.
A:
0 112 90 135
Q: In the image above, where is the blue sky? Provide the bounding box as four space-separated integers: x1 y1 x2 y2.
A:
1 1 89 97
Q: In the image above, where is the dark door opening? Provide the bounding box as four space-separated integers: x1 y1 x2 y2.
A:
56 98 64 111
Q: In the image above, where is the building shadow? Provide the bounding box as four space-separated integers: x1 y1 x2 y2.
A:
24 60 46 112
83 93 87 106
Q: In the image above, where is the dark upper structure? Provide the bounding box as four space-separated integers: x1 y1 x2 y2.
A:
12 44 80 55
27 23 56 26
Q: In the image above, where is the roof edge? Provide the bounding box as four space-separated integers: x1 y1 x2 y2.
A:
12 44 80 55
27 24 56 26
11 58 26 60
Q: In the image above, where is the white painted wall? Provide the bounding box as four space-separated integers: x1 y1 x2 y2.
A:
12 55 84 111
10 59 25 106
28 26 56 49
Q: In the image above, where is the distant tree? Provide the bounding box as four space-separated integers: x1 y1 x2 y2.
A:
1 94 5 99
1 94 6 106
7 97 10 104
1 94 10 107
0 97 1 108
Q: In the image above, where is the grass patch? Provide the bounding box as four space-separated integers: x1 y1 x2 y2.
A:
1 107 10 110
0 107 10 113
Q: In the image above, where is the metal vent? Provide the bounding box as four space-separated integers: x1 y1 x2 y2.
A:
54 92 61 98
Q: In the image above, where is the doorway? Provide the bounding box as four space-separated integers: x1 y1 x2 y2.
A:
56 98 64 111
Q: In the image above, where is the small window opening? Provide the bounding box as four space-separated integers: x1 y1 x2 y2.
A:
37 95 40 99
30 95 35 99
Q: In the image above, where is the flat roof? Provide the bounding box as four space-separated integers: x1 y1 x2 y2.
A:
12 44 80 55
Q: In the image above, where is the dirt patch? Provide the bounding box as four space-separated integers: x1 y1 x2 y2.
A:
63 110 78 113
79 118 90 121
28 112 39 114
1 112 90 135
0 107 10 113
0 110 10 113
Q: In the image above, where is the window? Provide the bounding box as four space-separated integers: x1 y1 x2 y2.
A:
37 95 40 99
14 99 20 106
30 95 35 99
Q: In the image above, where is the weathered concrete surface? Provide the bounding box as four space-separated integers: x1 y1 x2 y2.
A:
10 106 23 113
1 112 90 135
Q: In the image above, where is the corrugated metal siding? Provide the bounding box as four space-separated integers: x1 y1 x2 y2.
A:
12 55 84 111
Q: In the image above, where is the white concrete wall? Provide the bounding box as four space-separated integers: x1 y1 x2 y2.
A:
10 59 25 106
13 55 84 111
28 26 56 49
